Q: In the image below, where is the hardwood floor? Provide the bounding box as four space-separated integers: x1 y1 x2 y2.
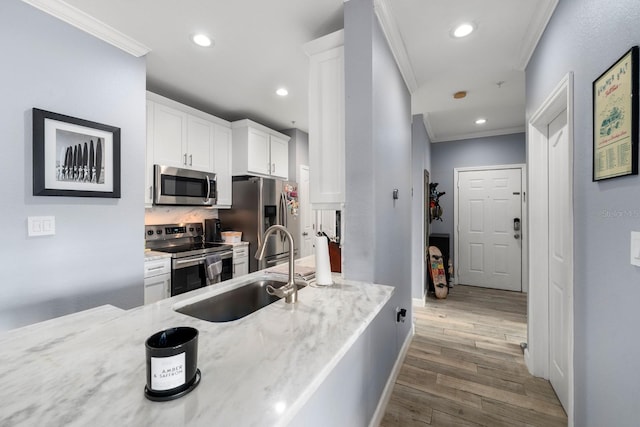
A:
381 285 567 427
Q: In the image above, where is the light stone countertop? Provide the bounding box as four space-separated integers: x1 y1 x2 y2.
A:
0 258 393 427
144 250 172 261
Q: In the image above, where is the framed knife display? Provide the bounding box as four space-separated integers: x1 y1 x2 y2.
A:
32 108 121 198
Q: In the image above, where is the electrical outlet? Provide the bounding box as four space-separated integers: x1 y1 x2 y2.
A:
631 231 640 267
28 216 55 237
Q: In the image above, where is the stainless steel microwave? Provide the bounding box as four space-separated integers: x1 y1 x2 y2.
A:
153 165 217 206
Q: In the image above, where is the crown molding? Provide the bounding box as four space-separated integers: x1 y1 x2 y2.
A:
515 0 558 70
424 114 525 143
21 0 150 57
303 29 344 56
373 0 418 93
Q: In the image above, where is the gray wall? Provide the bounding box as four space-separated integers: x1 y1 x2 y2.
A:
281 128 310 183
343 0 413 421
411 115 431 299
430 133 526 256
527 1 640 425
0 1 146 331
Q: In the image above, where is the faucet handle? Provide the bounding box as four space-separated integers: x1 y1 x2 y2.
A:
266 284 285 298
266 283 298 304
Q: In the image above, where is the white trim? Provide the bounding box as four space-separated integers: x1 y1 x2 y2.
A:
21 0 151 57
412 297 425 308
427 119 526 143
526 72 574 427
373 0 418 93
146 91 231 127
423 113 438 144
514 0 559 70
303 29 344 56
453 164 527 293
369 323 414 427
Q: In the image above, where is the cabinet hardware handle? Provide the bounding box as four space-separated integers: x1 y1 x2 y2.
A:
147 266 164 271
183 153 187 165
272 163 276 174
149 186 153 200
189 154 193 166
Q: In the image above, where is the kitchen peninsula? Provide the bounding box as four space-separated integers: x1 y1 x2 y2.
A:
1 262 394 426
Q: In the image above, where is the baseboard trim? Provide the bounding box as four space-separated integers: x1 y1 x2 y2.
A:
368 323 414 427
412 297 425 307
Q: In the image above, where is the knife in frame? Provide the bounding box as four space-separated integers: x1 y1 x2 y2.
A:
89 140 95 182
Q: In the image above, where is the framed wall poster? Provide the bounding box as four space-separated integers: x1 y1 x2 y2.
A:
593 46 639 181
33 108 121 197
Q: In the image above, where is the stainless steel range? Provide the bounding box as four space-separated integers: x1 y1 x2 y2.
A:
145 222 233 296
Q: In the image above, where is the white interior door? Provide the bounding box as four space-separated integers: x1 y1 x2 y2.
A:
548 110 570 410
457 168 522 291
299 165 314 257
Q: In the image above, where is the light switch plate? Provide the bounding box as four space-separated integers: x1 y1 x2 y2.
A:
28 216 56 237
631 231 640 267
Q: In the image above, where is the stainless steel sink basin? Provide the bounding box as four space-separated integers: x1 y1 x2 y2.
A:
175 279 306 322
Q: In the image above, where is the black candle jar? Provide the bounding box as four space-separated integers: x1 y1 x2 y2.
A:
144 327 201 401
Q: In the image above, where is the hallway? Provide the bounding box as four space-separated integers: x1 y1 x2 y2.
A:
381 285 567 426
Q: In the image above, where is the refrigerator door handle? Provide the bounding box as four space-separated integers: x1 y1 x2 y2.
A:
257 178 264 250
279 192 286 242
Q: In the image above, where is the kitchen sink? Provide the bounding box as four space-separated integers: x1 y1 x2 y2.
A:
174 278 306 322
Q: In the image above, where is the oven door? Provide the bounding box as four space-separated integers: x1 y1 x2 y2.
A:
154 164 217 206
171 251 233 296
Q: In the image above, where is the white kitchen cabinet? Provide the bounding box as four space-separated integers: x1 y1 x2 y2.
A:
146 92 233 208
232 243 249 278
214 124 233 207
269 134 289 179
144 257 171 304
151 102 188 169
186 115 214 172
304 30 345 210
150 103 213 172
231 119 290 180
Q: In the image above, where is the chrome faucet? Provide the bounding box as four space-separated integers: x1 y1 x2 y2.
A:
255 225 298 304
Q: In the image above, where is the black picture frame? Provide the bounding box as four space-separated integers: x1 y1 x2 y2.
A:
33 108 121 198
592 46 639 181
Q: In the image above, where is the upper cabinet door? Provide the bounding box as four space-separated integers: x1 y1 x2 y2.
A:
153 103 188 168
247 127 271 176
306 32 345 209
214 124 232 207
187 115 214 172
269 135 289 180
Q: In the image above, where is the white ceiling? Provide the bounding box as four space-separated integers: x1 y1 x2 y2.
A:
35 0 556 142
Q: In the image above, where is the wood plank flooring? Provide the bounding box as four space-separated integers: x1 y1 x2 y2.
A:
381 285 567 427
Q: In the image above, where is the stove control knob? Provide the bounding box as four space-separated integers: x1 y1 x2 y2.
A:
146 230 154 236
156 229 162 235
189 227 194 232
196 227 202 232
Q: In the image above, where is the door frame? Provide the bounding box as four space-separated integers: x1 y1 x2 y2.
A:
526 72 574 426
453 164 528 291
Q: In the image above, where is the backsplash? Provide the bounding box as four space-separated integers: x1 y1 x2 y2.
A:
145 206 217 225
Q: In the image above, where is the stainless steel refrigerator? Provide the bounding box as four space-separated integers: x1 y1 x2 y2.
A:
219 176 299 272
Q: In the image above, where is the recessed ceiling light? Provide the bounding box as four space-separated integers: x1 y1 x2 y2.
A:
276 88 289 97
192 33 213 47
452 23 475 38
475 118 487 125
